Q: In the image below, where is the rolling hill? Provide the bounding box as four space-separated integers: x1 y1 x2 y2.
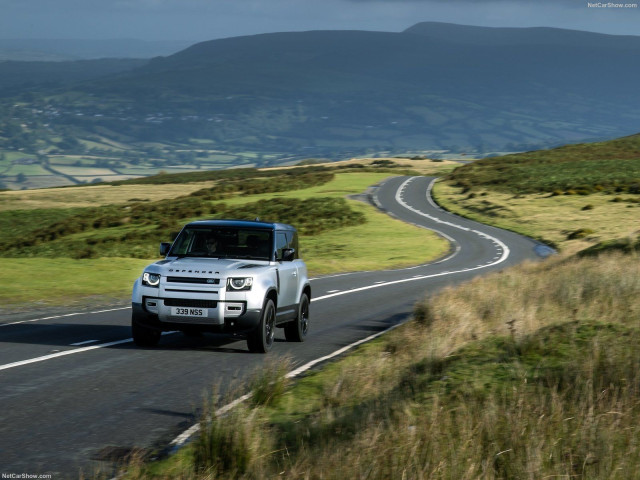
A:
2 22 640 167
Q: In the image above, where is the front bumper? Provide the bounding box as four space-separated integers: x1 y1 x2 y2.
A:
132 300 262 333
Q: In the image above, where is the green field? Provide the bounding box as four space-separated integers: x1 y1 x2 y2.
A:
0 163 450 308
0 258 151 311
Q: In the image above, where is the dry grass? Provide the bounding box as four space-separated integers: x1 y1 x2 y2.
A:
310 157 460 176
433 181 640 252
415 252 640 356
124 251 640 480
0 181 218 211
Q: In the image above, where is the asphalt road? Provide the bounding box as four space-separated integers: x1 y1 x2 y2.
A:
0 176 550 478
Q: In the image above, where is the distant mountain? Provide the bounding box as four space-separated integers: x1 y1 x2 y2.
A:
0 59 147 95
404 22 640 48
4 23 640 157
0 39 193 61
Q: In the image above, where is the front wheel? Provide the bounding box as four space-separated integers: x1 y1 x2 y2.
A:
247 298 276 353
132 316 161 347
285 293 309 342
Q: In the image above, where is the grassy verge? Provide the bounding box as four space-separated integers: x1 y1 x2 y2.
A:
121 250 640 479
0 257 151 311
302 201 448 276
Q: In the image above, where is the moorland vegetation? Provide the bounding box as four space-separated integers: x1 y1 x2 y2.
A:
435 133 640 252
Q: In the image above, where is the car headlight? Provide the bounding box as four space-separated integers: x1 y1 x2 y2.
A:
142 272 161 287
227 277 253 291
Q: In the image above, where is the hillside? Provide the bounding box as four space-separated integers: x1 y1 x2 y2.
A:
447 132 640 195
1 22 640 186
405 21 640 48
434 132 640 252
75 26 640 151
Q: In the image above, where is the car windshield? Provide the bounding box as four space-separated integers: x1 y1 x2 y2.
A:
169 227 273 260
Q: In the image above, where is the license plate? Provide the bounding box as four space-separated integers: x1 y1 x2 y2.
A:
171 307 208 317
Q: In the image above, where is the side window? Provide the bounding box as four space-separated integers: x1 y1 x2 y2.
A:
275 232 289 260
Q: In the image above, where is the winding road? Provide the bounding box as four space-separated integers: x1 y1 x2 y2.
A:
0 176 550 478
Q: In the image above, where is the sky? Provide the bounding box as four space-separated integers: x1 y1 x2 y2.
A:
1 0 639 42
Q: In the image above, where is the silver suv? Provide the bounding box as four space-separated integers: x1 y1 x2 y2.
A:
131 219 311 353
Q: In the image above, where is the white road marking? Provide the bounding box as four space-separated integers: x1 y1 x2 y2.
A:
169 320 405 450
0 307 131 328
70 340 99 346
0 338 134 372
326 290 340 293
0 331 178 372
310 178 511 304
0 177 509 373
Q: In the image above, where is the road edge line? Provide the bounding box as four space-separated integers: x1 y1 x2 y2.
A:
168 321 405 451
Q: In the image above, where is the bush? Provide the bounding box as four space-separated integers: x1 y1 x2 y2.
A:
579 235 640 256
567 228 595 239
70 246 98 259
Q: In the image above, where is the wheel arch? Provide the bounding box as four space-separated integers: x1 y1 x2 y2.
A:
265 287 278 309
302 283 311 301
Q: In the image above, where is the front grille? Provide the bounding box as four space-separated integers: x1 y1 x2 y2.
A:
163 299 218 308
167 276 220 285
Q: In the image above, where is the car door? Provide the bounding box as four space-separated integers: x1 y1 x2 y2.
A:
275 231 298 314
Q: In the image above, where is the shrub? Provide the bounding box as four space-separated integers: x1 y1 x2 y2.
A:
70 246 98 259
579 235 640 256
567 228 595 239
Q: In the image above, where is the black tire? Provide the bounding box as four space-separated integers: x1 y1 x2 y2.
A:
247 298 276 353
182 328 203 338
285 293 309 342
132 316 161 347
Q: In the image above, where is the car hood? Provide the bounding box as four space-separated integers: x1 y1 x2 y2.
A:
146 257 271 276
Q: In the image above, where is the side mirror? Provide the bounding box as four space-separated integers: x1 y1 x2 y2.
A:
282 248 295 262
160 242 172 256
